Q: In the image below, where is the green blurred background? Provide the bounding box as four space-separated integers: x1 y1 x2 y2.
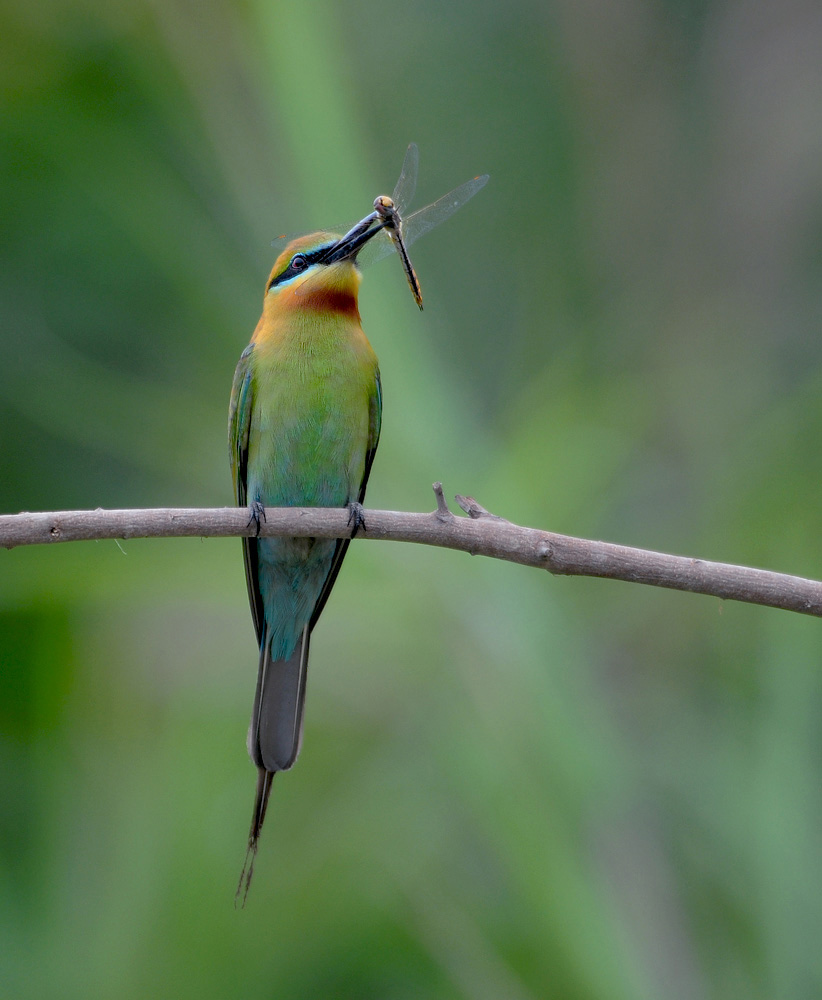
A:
2 0 821 997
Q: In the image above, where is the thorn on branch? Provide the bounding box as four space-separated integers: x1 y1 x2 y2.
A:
454 494 506 521
432 482 453 521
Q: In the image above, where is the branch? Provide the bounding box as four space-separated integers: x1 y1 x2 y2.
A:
2 484 821 618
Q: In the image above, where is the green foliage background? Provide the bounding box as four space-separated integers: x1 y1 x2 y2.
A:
2 1 821 996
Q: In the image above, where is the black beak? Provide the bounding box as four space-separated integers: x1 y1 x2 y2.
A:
323 212 387 264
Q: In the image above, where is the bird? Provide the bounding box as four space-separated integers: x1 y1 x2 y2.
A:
228 148 487 904
228 220 386 903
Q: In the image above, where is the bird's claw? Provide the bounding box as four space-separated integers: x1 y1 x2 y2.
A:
248 500 267 537
347 501 367 538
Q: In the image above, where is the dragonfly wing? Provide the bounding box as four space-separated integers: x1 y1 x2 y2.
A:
360 173 490 266
402 174 490 248
391 143 419 215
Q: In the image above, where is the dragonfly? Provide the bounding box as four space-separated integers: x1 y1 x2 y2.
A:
281 144 489 308
335 143 488 309
373 193 424 308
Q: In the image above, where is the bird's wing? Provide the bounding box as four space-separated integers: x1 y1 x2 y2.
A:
309 370 382 630
361 369 383 503
229 344 264 645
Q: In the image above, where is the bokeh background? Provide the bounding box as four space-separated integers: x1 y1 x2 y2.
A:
2 0 822 997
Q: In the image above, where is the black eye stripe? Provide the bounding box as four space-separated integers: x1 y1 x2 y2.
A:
268 243 337 289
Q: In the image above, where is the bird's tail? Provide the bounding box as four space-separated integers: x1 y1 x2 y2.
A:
236 624 310 905
236 767 274 907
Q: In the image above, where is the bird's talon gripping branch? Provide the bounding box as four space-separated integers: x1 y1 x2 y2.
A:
347 501 367 538
248 500 267 537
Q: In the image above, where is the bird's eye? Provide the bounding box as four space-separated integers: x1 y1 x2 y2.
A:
291 254 307 271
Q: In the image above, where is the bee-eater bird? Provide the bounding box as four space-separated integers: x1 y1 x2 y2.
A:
229 220 387 902
229 146 488 903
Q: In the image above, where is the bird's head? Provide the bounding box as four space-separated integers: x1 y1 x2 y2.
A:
262 221 386 316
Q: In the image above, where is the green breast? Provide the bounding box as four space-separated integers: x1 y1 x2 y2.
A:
246 313 378 508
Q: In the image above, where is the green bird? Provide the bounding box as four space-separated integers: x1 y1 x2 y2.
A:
229 146 488 901
229 219 386 901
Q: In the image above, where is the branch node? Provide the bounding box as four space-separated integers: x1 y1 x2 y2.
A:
432 482 453 521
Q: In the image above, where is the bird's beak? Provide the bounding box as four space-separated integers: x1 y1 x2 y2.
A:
323 213 387 264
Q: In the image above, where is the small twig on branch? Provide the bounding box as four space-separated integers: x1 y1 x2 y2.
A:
432 481 453 520
454 494 505 520
1 485 821 618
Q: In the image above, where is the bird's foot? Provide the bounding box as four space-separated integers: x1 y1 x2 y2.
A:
347 501 367 538
248 500 267 537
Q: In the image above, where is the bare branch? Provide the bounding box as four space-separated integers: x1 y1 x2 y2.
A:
2 490 821 618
